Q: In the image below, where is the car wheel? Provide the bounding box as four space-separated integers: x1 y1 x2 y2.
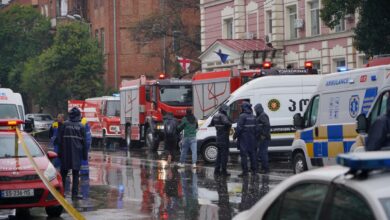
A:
293 152 307 174
202 142 218 164
45 205 63 217
145 127 159 151
16 208 30 218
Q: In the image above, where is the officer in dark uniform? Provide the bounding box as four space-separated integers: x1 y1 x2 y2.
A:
366 96 390 151
234 102 257 176
211 104 232 176
254 103 271 174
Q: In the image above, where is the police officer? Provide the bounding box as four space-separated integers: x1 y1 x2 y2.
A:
254 104 271 174
366 96 390 151
235 102 257 176
49 113 64 169
211 104 232 176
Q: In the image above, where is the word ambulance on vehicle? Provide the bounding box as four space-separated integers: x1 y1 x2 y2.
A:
119 74 192 151
292 64 390 173
68 95 121 147
197 65 322 163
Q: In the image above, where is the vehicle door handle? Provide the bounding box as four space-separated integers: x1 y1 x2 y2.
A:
314 127 319 137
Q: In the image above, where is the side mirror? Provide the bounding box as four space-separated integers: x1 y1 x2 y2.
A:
293 113 304 130
356 113 368 133
47 151 58 160
24 118 34 132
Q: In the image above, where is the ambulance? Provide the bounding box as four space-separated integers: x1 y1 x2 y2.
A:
0 88 25 120
292 65 390 173
197 73 322 163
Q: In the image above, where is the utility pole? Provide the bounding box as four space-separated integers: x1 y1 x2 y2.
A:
113 0 118 89
161 0 167 74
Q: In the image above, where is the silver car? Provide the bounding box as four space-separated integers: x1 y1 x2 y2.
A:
26 113 54 131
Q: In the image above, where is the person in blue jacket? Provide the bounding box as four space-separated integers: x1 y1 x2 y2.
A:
49 113 64 169
234 102 258 176
80 117 91 176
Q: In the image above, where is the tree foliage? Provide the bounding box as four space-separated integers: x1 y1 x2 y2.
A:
321 0 390 56
0 4 52 89
130 0 200 77
21 22 105 113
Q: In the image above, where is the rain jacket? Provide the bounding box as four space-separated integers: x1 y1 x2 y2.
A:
163 113 179 141
49 121 62 168
211 104 232 144
235 102 257 150
58 107 88 170
178 114 198 138
254 104 271 141
366 98 390 151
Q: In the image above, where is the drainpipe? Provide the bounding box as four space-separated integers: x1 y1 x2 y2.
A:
113 0 118 89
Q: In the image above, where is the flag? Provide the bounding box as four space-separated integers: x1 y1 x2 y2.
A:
214 49 229 63
177 56 191 73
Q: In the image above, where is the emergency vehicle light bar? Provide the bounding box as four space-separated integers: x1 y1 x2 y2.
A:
337 152 390 171
0 119 24 126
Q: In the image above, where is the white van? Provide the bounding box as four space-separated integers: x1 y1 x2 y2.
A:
292 65 390 173
0 88 25 120
197 74 322 163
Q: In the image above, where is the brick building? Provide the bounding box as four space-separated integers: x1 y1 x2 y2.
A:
200 0 368 74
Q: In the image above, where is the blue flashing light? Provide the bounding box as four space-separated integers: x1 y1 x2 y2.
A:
112 93 120 97
337 66 348 72
371 75 377 81
337 152 390 170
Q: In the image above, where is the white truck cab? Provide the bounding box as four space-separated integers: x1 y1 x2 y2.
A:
292 65 390 173
197 74 322 163
0 88 25 120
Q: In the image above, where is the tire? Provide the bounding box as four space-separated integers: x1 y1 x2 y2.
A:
145 127 159 151
45 205 63 217
125 125 132 149
202 142 218 164
293 152 307 174
15 208 30 218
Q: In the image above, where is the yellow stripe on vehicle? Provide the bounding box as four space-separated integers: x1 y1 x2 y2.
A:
16 128 85 220
306 142 314 158
327 142 344 157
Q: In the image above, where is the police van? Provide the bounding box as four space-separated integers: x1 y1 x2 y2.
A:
292 65 390 173
197 72 322 163
0 88 25 120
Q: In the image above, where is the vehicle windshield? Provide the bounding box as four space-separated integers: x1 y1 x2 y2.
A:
0 133 44 158
106 100 120 117
159 85 192 106
33 114 53 121
0 104 19 119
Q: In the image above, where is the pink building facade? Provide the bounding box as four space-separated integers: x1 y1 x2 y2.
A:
200 0 367 74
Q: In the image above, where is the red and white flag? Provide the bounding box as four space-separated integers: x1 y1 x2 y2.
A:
177 56 191 73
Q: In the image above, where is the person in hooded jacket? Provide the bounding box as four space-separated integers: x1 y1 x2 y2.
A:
234 102 257 176
366 95 390 151
254 104 271 174
57 107 88 199
49 113 64 169
163 112 179 164
210 104 232 176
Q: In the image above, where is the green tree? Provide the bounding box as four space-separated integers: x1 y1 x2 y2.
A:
130 0 200 78
321 0 390 56
0 4 52 89
21 22 105 113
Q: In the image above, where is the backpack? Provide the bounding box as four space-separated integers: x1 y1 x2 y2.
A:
164 119 177 138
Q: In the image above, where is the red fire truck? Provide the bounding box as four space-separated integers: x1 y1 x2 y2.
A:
68 95 121 147
120 75 193 150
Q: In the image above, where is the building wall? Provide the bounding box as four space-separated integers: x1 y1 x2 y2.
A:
200 0 367 74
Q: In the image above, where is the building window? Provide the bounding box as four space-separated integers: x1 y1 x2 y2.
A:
95 29 99 40
310 0 320 36
333 58 346 72
266 10 272 34
100 28 105 53
56 0 61 17
312 60 321 74
223 18 233 39
334 18 345 33
288 5 298 39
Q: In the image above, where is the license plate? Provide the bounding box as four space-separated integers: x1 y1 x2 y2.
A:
1 189 34 198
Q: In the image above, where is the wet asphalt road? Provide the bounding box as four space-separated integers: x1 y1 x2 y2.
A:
0 142 293 220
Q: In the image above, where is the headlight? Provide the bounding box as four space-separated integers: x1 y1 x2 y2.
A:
109 126 120 132
156 124 164 130
44 163 57 182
